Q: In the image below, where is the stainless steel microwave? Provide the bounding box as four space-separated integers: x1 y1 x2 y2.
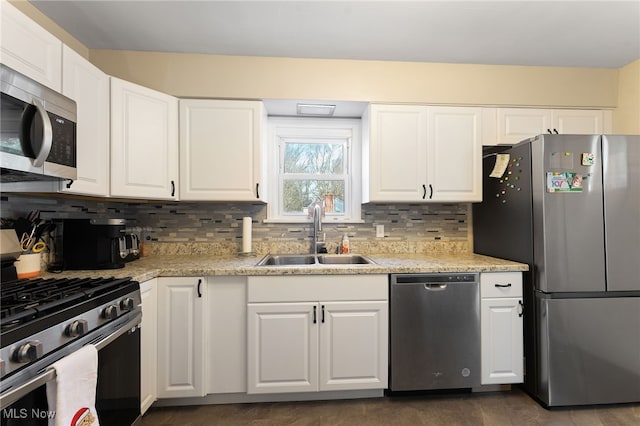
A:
0 64 77 184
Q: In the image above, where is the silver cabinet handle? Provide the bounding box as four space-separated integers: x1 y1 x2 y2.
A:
31 98 53 167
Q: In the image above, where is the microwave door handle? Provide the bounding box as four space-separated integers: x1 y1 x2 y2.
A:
31 98 53 167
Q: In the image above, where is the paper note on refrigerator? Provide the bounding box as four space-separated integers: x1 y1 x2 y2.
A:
490 154 510 178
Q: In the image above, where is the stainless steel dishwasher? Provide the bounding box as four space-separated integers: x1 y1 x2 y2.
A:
389 273 481 391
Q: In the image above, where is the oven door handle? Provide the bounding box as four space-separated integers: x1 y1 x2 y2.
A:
0 313 141 409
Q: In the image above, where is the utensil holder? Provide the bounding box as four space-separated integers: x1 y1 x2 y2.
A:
16 252 42 279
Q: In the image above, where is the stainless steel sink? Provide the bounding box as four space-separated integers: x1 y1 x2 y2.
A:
316 255 374 265
256 254 375 266
256 254 317 266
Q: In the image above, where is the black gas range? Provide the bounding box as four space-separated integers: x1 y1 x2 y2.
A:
0 276 142 425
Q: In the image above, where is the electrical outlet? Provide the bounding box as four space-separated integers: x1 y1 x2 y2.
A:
376 224 384 238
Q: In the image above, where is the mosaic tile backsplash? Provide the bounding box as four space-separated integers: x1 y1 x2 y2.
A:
1 194 471 256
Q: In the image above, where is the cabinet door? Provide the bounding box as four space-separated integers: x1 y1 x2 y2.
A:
366 104 428 202
552 110 603 134
140 279 158 414
180 99 265 201
110 77 178 200
60 46 110 197
481 298 524 385
427 107 482 201
0 1 62 91
497 108 552 145
157 277 205 398
207 277 247 394
247 302 318 394
319 301 388 391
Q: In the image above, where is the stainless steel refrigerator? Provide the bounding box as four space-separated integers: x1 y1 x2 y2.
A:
473 134 640 407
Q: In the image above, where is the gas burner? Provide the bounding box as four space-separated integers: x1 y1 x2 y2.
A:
1 276 140 381
0 277 134 328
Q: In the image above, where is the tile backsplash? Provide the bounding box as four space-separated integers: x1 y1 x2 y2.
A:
1 194 471 255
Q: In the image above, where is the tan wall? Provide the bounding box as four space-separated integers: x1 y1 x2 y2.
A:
90 50 619 109
9 1 628 112
613 59 640 133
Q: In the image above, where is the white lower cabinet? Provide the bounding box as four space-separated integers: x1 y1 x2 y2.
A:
246 275 388 395
157 277 205 398
206 277 247 394
247 302 319 394
480 272 524 385
319 301 388 391
140 279 158 414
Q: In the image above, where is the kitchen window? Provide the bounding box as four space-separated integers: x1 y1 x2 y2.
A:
266 117 362 223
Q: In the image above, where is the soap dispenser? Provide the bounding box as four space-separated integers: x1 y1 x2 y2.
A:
341 234 350 254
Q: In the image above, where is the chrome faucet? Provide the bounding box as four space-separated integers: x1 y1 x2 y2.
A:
310 201 327 254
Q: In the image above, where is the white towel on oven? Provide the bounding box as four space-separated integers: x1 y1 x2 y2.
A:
46 344 100 426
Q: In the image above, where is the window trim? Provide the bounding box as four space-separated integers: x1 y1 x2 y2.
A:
266 117 362 223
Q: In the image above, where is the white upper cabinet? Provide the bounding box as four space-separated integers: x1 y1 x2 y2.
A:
179 99 265 201
60 46 110 197
495 108 609 145
553 109 606 134
495 108 552 145
427 107 482 202
364 104 482 202
0 0 62 91
110 77 179 200
365 104 427 202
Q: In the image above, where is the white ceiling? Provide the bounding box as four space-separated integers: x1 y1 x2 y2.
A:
30 1 640 69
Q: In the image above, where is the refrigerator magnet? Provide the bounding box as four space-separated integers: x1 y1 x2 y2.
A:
547 172 584 192
581 153 595 166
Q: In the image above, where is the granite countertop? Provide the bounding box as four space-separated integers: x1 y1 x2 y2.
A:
40 253 528 283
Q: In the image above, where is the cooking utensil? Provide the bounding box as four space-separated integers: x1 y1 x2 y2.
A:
20 227 37 252
29 241 46 253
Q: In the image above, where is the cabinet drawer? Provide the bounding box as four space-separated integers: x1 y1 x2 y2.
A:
480 272 522 298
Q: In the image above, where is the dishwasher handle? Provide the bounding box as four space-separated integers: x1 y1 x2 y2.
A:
424 283 447 291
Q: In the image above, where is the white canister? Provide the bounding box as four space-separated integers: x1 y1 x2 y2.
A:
15 252 42 279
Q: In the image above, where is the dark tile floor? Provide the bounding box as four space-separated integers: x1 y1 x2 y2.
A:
141 388 640 426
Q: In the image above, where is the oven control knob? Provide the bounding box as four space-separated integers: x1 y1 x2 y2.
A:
65 319 89 337
120 297 135 311
13 341 43 363
102 305 119 320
